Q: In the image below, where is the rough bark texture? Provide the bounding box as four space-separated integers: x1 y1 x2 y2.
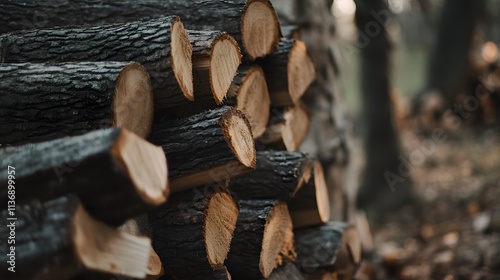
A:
0 128 158 226
226 199 294 280
230 151 311 200
0 196 81 280
0 17 189 110
0 0 278 60
149 185 236 279
149 106 255 191
294 222 360 279
261 39 294 99
0 62 147 146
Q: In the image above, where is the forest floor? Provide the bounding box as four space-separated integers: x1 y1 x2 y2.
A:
355 127 500 280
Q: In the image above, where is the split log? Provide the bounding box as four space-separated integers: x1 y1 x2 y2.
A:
0 0 281 60
118 216 164 280
172 65 270 139
189 30 241 105
149 106 256 192
0 196 151 280
288 161 330 229
0 17 194 111
149 185 239 279
230 151 312 200
226 199 296 279
261 39 315 106
0 128 168 226
258 101 310 151
0 62 153 145
294 222 361 279
226 66 271 138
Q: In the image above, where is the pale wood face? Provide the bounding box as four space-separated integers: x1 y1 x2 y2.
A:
171 20 194 101
242 0 280 59
210 35 241 104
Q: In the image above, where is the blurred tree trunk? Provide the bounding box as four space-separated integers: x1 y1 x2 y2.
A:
417 0 486 110
271 0 350 221
354 0 413 214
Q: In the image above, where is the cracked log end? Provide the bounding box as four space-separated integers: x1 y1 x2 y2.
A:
242 0 281 60
205 191 240 268
234 66 270 138
260 201 296 278
220 108 256 169
73 204 152 279
210 33 242 104
282 101 310 151
113 129 169 206
287 40 316 104
171 17 194 102
114 63 154 139
290 161 331 229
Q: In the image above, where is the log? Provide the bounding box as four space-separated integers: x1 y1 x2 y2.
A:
118 216 164 280
258 101 310 151
261 39 315 106
230 151 312 200
149 106 256 192
268 263 306 280
226 199 296 279
172 65 270 139
226 66 271 138
281 25 301 40
0 196 151 280
0 62 153 145
288 161 330 229
0 128 168 226
293 222 361 279
149 185 239 279
164 266 232 280
189 30 242 105
0 16 194 111
0 0 281 60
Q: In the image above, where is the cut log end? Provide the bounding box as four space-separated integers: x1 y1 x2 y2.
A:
113 129 169 206
73 205 151 279
205 191 240 268
282 101 310 151
171 17 194 101
288 41 316 103
210 33 242 104
242 0 281 59
220 109 256 168
313 162 331 224
236 67 270 138
260 202 295 278
113 63 153 139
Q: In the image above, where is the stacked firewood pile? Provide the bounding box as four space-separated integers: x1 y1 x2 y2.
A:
0 1 361 279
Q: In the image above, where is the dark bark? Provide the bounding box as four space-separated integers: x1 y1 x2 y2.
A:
0 128 162 226
0 17 190 111
281 25 300 40
162 266 231 280
226 199 294 279
149 106 255 192
0 0 280 60
230 151 312 200
268 263 306 280
0 196 81 280
0 62 150 145
149 185 238 279
294 222 361 279
260 39 296 106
